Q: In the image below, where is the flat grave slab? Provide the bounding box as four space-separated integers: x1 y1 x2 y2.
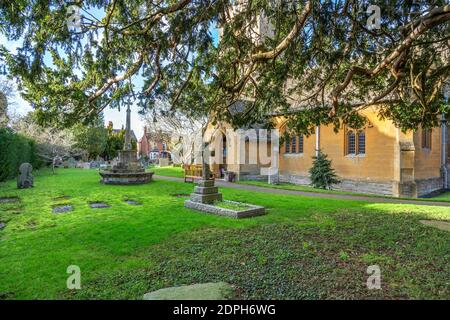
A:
52 195 71 201
125 200 141 205
143 282 235 300
52 205 74 214
420 220 450 232
0 197 19 204
89 202 111 209
184 200 266 219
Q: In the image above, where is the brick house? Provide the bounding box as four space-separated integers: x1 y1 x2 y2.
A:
138 127 171 160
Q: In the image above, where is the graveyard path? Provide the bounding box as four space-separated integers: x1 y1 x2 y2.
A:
154 175 450 207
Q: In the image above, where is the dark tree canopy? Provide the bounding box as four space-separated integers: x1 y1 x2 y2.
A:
0 1 449 132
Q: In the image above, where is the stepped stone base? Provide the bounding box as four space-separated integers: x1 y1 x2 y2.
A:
100 171 153 185
100 149 153 185
190 192 222 204
194 186 219 194
197 179 215 187
187 179 222 204
185 178 266 219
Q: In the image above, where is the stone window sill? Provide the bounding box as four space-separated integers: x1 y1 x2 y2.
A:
283 153 304 157
345 153 366 158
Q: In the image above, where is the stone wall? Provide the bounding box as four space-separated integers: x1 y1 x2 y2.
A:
238 173 267 181
416 177 444 197
278 173 394 196
278 173 311 186
334 179 393 196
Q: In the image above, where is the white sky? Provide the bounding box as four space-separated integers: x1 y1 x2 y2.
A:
1 6 219 140
0 24 146 140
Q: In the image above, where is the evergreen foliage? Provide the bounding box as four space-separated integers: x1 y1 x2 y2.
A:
0 1 448 131
101 123 125 160
309 150 340 189
0 128 41 181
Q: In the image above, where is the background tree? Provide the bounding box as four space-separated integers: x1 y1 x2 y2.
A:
11 112 77 172
101 121 124 161
0 1 448 133
0 78 14 127
72 119 108 160
0 127 40 181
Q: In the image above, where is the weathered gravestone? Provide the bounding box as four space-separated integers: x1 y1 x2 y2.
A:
17 163 33 189
89 161 100 169
81 162 91 169
68 157 77 168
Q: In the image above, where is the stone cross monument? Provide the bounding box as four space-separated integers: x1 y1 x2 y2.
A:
124 99 132 151
99 99 153 184
187 140 222 204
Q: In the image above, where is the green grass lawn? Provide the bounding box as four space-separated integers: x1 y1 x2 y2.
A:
151 165 450 202
238 179 450 202
432 191 450 201
150 165 184 178
0 169 449 299
238 179 369 196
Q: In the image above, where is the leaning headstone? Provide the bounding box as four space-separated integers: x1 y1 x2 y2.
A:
68 157 77 168
17 163 33 189
143 282 235 300
82 162 91 169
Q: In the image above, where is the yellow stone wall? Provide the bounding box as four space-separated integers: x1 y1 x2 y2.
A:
210 106 445 196
277 107 399 183
413 127 442 180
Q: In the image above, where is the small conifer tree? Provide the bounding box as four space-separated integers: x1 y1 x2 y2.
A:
309 150 340 189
